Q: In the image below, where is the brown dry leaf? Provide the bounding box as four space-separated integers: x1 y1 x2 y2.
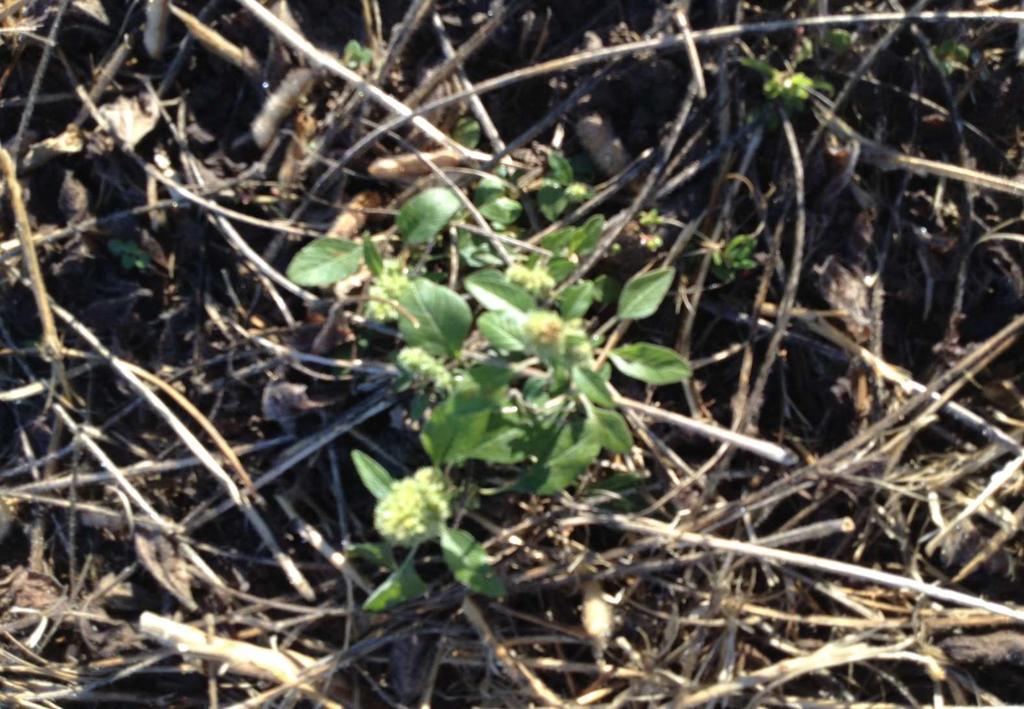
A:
327 191 382 239
367 149 461 179
22 123 85 171
940 630 1024 666
816 255 872 342
134 531 197 611
0 566 62 616
98 94 160 150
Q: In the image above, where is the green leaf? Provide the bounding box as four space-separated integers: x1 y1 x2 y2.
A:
421 385 496 466
547 151 574 185
740 56 776 78
558 281 596 319
453 117 481 149
538 180 569 221
572 366 614 408
351 450 395 500
398 278 472 357
609 343 691 385
515 416 601 495
440 527 505 597
363 234 383 276
570 215 605 254
540 226 577 253
363 554 427 612
473 176 506 207
591 408 632 453
477 311 527 352
547 257 575 282
286 238 362 287
593 274 621 305
465 269 534 315
347 542 396 570
464 415 527 464
478 196 523 227
617 268 675 320
396 187 462 245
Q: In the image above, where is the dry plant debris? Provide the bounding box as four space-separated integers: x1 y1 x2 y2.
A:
2 1 1024 706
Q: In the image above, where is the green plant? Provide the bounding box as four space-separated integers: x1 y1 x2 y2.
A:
288 174 691 610
710 234 759 283
343 39 373 71
740 57 833 113
934 39 970 75
108 239 151 270
537 151 593 221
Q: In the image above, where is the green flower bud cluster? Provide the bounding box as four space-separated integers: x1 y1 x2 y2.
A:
397 346 453 392
365 260 411 322
522 310 592 367
564 182 591 203
506 263 555 297
374 467 452 547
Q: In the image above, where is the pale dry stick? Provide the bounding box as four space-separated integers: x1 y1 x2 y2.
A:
51 403 180 535
11 438 289 495
9 0 71 159
274 494 372 592
116 359 258 496
431 10 506 152
338 10 1024 172
613 394 798 466
756 516 855 548
72 35 132 126
233 0 490 163
50 304 316 601
143 0 170 58
766 305 1024 549
674 640 912 708
0 361 95 402
375 0 434 84
0 146 70 397
736 113 806 437
138 612 343 708
168 4 260 78
819 107 1024 198
461 597 565 706
673 2 707 99
579 512 1024 623
803 0 933 159
187 391 396 527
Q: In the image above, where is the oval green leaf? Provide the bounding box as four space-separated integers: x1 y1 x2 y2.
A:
477 311 527 353
572 366 614 408
286 238 361 287
465 269 534 314
396 187 462 245
398 278 472 357
351 450 395 500
479 196 522 228
362 555 427 612
440 527 505 598
617 268 675 320
609 342 691 385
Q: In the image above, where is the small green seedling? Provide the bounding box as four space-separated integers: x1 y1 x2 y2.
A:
934 39 970 75
740 57 833 113
711 234 759 283
108 239 151 270
537 152 593 221
343 40 373 71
